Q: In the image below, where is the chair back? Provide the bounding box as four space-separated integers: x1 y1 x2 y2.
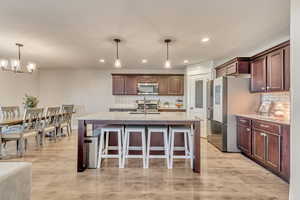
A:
61 104 74 123
23 108 44 131
45 107 60 127
1 106 20 120
62 105 74 113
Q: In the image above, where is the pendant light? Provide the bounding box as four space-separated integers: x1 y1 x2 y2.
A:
0 43 37 73
113 38 121 68
164 39 172 68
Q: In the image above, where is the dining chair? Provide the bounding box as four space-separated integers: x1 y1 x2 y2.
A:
60 105 74 136
43 106 61 143
1 106 22 132
1 108 44 157
1 106 22 154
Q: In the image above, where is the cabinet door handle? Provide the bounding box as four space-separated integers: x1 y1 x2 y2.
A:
246 128 251 132
239 119 247 123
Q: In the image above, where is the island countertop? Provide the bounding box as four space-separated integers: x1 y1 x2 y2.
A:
77 112 201 122
77 112 202 173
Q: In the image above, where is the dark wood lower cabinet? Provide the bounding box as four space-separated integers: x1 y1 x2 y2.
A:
252 130 266 163
237 125 252 156
265 133 280 171
237 117 289 182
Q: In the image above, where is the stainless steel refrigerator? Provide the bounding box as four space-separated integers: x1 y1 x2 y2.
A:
207 76 260 152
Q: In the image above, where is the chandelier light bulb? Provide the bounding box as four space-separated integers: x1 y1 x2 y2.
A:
0 59 8 69
27 62 37 73
11 59 20 71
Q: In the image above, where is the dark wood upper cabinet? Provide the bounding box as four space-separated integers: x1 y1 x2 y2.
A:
267 49 284 92
215 57 250 78
216 67 227 78
251 57 267 92
138 76 158 83
168 76 184 95
158 76 169 95
250 41 290 93
125 76 138 95
112 75 125 95
284 47 290 91
112 74 184 96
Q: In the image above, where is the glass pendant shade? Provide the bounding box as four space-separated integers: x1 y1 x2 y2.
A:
114 59 122 68
165 59 171 68
0 59 8 69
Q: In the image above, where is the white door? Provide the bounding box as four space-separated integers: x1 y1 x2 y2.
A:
188 73 211 138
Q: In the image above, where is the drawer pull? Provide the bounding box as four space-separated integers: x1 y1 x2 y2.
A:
260 124 270 128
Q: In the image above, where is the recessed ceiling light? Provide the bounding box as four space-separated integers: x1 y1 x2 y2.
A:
99 59 105 63
201 37 210 42
142 59 148 63
184 60 189 64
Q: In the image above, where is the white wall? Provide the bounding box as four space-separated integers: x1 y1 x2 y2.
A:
290 0 300 199
0 71 39 111
38 68 185 126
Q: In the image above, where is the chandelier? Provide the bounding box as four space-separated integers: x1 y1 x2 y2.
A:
0 43 37 73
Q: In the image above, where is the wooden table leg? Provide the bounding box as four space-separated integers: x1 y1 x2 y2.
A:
193 121 201 173
77 120 87 172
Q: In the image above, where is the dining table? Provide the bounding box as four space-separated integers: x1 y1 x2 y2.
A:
77 112 202 173
0 112 72 158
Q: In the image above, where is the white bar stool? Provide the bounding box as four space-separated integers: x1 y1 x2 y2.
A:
122 126 146 168
169 125 194 169
97 125 124 168
146 126 170 169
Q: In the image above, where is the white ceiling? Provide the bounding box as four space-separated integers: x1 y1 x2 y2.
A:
0 0 290 69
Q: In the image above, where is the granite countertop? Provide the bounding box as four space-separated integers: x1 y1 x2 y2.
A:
236 113 290 125
77 112 201 122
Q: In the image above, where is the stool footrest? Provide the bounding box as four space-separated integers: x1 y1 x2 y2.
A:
149 155 168 159
125 155 145 159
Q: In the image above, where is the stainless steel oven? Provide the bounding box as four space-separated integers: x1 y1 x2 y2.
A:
137 83 159 95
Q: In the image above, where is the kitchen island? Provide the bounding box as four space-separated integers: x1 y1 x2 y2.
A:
77 112 202 173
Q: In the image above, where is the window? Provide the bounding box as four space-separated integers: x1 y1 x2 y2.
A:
195 80 203 108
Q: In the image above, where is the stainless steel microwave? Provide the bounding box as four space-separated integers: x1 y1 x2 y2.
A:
137 83 159 95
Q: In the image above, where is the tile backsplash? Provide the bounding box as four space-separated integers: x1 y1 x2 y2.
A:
260 92 290 119
113 95 185 107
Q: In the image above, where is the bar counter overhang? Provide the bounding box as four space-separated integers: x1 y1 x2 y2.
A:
77 112 202 173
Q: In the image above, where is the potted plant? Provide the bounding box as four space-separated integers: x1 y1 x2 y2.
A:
23 94 39 109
